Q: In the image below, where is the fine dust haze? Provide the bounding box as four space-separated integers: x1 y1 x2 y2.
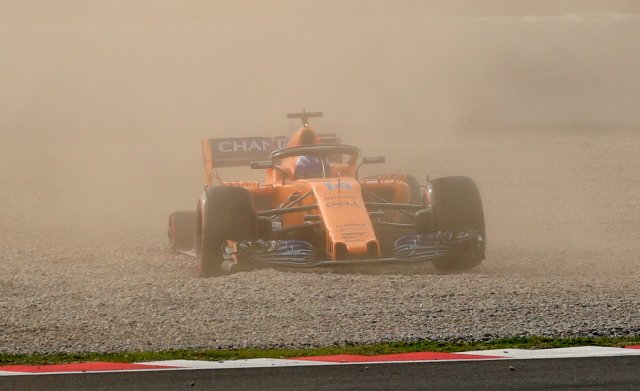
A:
1 1 639 275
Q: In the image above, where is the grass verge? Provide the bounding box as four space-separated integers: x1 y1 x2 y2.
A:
2 336 639 366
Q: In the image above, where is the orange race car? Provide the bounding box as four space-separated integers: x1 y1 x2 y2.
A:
168 111 485 277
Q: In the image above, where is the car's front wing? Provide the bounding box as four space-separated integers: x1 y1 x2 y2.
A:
220 231 482 271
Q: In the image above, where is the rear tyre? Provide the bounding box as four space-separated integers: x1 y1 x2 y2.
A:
428 176 485 272
168 211 197 253
197 187 256 277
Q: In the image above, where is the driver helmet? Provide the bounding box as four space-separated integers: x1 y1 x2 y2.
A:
295 155 324 179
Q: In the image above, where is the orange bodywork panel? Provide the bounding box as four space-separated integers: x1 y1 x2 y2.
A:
201 126 413 261
310 179 378 259
201 139 215 187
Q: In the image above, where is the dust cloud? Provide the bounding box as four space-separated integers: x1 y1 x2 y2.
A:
1 1 639 274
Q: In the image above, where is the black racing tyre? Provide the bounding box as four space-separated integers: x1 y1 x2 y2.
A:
197 187 256 277
428 176 485 272
168 211 197 253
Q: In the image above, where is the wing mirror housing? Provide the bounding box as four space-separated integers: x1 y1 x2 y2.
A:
251 160 287 185
356 156 386 179
250 160 275 169
361 156 386 165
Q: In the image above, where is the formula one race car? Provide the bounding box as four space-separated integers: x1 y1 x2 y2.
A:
168 111 485 277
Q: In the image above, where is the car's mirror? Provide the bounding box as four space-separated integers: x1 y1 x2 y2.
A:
361 156 386 165
355 156 386 180
250 160 275 169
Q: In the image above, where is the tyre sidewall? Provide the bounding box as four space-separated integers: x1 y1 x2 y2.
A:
428 176 485 271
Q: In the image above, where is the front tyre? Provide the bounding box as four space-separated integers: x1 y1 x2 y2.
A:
428 176 485 272
197 187 256 277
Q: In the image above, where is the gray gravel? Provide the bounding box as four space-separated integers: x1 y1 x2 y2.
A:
1 128 639 354
1 236 638 355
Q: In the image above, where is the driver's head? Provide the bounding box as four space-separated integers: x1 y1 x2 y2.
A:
295 155 324 179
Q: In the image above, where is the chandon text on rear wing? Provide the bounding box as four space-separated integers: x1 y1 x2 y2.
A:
201 134 340 185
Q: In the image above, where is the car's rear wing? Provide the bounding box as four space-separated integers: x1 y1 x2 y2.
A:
202 134 340 185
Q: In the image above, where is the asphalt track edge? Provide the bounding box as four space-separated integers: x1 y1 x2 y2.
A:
2 354 640 391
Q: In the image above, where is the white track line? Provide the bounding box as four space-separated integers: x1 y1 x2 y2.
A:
0 371 29 376
142 359 334 369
